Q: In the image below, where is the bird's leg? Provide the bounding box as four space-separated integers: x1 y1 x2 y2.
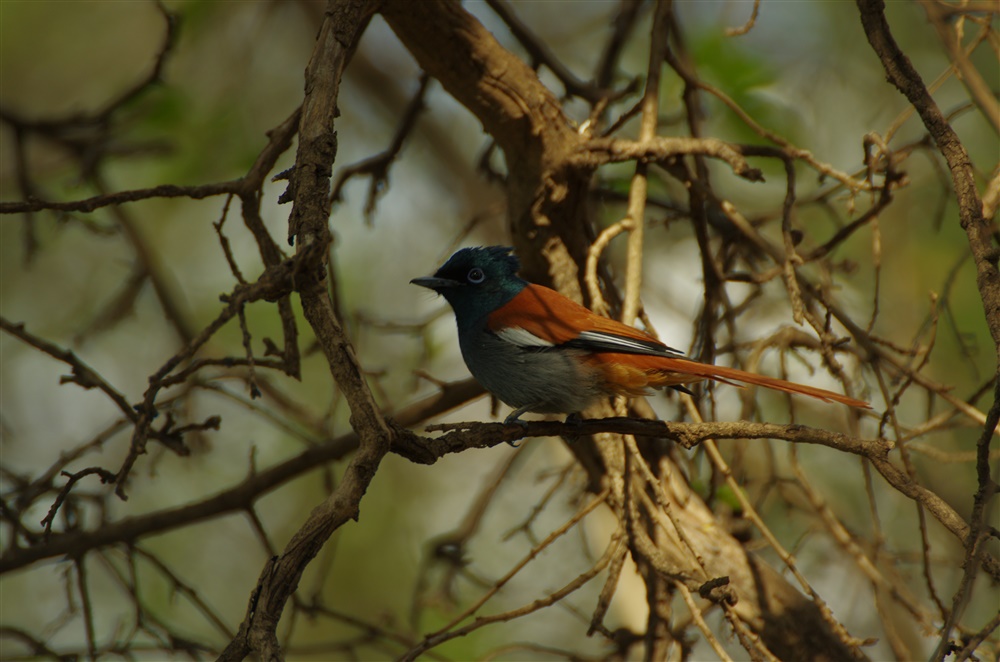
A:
503 405 536 447
503 405 534 425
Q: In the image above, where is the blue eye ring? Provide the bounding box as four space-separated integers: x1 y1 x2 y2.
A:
467 267 485 284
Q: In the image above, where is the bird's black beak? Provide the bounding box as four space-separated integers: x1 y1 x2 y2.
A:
410 276 460 291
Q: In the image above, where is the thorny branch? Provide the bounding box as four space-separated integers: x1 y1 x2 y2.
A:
221 1 387 660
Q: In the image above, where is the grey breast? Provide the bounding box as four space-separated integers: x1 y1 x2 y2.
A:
459 331 603 414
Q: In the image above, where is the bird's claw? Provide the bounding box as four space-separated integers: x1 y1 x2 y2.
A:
503 415 528 446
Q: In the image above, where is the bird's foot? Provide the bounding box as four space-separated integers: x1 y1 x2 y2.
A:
503 406 534 446
562 412 585 443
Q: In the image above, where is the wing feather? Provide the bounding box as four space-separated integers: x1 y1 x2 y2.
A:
487 283 870 409
488 284 681 354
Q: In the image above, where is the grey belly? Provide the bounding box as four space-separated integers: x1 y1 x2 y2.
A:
459 333 602 414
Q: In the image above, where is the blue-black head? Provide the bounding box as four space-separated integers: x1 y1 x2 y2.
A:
411 246 528 327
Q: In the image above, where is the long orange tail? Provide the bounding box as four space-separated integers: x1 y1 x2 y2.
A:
592 354 871 409
668 358 869 408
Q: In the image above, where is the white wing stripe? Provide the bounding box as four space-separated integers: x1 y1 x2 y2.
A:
496 326 555 348
496 327 683 356
576 330 659 352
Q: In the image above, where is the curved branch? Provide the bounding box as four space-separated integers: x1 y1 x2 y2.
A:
918 0 1000 135
401 417 997 583
223 2 397 655
573 136 765 182
381 0 579 160
0 182 240 214
0 379 483 578
484 0 610 103
856 3 1000 657
857 0 999 348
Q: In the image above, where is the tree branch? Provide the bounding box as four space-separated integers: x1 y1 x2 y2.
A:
221 2 389 659
857 0 1000 348
572 136 765 182
856 2 1000 657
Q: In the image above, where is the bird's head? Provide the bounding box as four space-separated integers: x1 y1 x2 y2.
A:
411 246 527 326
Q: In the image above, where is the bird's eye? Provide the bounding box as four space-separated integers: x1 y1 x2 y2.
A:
467 267 485 284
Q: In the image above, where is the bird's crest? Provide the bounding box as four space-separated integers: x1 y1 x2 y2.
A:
435 246 519 280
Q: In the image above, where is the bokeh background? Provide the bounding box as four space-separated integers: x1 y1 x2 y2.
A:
1 1 997 659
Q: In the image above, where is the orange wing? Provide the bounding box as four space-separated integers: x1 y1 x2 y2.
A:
488 284 870 409
488 284 675 347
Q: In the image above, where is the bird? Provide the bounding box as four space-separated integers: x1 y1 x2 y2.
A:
411 246 870 424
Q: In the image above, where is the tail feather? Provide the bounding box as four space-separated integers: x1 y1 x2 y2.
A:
689 362 867 408
598 354 871 409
